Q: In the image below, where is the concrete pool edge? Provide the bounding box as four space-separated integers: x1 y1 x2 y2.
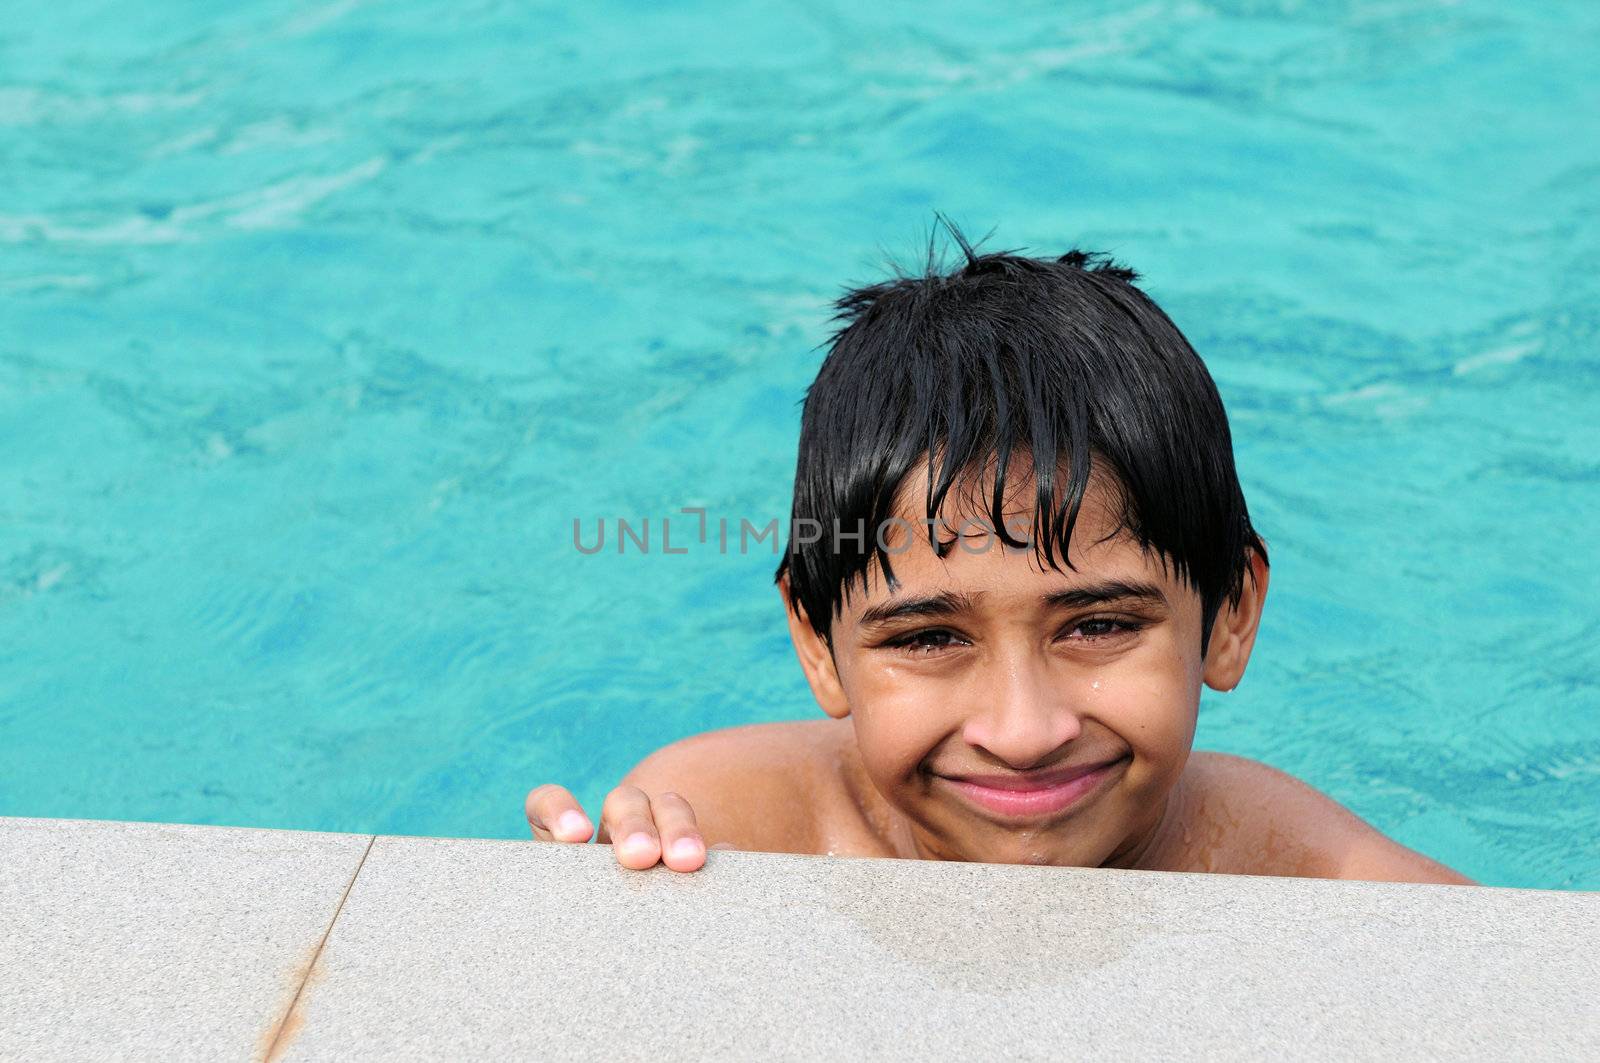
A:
1 817 1596 1061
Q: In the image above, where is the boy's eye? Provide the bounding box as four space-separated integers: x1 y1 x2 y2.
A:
886 628 965 654
1062 617 1140 642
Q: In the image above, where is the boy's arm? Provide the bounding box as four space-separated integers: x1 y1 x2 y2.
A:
617 722 820 851
1333 828 1476 885
1193 753 1476 885
526 722 821 873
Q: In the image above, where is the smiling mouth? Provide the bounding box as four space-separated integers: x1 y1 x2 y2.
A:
936 755 1130 820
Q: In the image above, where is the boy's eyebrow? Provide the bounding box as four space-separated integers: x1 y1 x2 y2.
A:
857 591 977 629
1043 580 1168 610
857 581 1166 630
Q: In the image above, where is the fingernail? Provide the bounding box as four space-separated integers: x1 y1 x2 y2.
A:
558 810 590 838
670 838 703 862
621 832 655 855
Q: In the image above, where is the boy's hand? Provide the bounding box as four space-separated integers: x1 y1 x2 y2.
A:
524 783 708 872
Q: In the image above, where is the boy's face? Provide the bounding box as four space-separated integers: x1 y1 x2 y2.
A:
784 456 1266 867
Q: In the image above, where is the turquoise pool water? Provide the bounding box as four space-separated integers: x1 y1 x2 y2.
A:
3 2 1596 889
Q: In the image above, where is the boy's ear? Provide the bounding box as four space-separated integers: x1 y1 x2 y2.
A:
1203 548 1270 693
778 575 851 719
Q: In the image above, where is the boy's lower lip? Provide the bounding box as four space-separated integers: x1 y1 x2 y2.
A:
939 757 1128 820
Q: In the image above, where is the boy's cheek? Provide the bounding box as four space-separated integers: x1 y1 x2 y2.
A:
1116 696 1199 799
1078 676 1196 796
841 664 951 757
850 696 951 786
1092 664 1198 740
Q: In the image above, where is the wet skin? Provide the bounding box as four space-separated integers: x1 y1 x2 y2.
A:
527 461 1473 885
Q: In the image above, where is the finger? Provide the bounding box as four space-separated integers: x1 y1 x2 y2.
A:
601 785 661 870
525 784 593 843
648 791 706 873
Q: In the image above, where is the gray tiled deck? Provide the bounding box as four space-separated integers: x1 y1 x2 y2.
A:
0 818 372 1061
1 818 1596 1061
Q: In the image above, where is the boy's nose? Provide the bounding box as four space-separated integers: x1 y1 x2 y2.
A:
959 656 1083 768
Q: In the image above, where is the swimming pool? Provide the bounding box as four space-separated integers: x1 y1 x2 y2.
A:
2 1 1596 889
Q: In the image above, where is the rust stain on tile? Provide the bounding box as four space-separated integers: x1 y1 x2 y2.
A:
258 836 375 1062
259 943 327 1062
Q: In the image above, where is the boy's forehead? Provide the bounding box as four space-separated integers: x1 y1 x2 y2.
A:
888 452 1129 545
843 454 1179 608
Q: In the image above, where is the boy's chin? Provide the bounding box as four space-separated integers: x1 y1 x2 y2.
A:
965 835 1116 868
919 815 1123 868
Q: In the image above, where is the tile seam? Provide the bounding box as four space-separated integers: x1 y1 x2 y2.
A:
261 833 378 1062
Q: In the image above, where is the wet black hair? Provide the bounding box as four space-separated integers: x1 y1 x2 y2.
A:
774 216 1266 655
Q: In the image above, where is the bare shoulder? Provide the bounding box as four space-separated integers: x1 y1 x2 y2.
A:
1181 752 1475 885
619 719 847 853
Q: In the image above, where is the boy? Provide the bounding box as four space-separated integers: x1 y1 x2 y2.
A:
528 225 1472 885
